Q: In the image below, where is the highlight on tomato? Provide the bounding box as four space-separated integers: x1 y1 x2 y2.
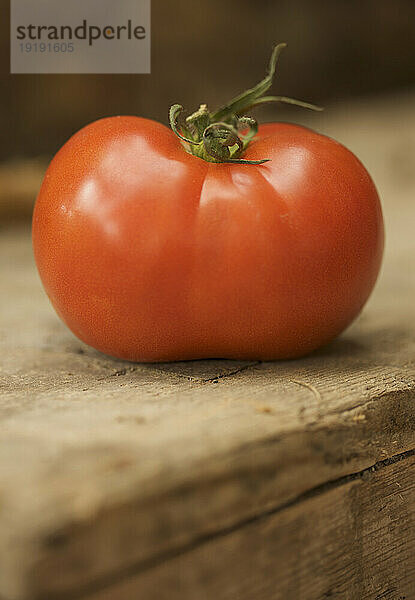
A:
32 44 384 362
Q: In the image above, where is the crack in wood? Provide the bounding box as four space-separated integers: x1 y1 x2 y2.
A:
201 361 261 383
42 447 415 600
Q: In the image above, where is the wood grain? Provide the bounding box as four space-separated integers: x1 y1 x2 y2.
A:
89 454 415 600
0 94 414 600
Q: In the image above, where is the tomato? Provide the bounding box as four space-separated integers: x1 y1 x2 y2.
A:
32 115 383 361
33 44 383 361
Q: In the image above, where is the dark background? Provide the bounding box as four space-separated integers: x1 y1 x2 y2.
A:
2 0 415 160
1 0 415 219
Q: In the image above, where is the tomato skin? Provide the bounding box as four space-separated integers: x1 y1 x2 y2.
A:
32 117 384 361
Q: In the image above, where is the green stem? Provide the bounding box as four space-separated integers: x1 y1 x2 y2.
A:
169 105 200 146
169 43 322 165
240 96 323 115
211 43 287 123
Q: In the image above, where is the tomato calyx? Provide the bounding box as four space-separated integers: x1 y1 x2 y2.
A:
169 43 322 165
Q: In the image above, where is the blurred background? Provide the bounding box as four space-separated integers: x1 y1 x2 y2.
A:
1 0 415 221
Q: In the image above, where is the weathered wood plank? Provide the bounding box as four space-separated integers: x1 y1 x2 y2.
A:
0 94 414 599
88 453 415 600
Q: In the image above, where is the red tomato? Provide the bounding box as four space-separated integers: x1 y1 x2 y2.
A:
32 116 383 361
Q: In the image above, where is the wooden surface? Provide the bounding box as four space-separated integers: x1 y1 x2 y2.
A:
1 94 415 600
